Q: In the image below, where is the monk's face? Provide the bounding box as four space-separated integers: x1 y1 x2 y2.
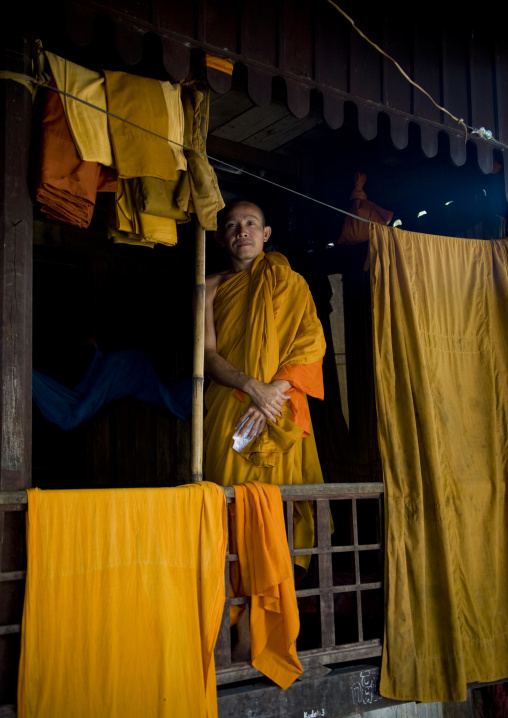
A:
216 202 272 264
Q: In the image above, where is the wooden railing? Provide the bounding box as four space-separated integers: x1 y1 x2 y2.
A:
0 482 384 693
215 483 384 684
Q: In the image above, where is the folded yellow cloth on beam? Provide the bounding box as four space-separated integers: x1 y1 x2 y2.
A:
160 80 187 172
104 70 177 181
108 227 155 248
18 484 227 718
45 51 114 167
179 83 224 230
115 178 179 246
131 173 190 221
117 83 224 241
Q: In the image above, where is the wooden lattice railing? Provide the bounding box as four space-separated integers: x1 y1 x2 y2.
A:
0 482 384 699
215 483 384 684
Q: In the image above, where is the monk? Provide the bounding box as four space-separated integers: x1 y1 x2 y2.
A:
204 199 327 566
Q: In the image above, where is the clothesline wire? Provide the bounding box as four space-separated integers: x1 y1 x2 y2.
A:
32 80 372 223
2 67 505 222
327 0 468 140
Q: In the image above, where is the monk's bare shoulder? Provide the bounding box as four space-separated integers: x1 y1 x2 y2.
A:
205 269 235 301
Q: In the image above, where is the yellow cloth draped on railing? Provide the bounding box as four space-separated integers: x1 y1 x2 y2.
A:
18 484 227 718
370 223 508 702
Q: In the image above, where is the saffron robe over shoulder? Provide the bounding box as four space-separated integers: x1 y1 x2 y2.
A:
18 484 227 718
204 252 326 559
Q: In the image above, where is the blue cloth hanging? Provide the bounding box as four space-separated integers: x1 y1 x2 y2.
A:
33 348 192 430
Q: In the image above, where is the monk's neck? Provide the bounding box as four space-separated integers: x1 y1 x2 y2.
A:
230 257 257 274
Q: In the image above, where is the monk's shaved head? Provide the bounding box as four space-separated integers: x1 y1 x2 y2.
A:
217 199 266 232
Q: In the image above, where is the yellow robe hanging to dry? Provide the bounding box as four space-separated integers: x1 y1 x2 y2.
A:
370 224 508 702
18 484 227 718
204 252 326 565
45 51 114 168
103 70 177 181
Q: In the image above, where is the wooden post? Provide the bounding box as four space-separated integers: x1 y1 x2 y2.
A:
191 221 206 481
0 31 33 491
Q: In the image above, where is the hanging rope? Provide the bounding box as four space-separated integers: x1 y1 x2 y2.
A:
326 0 501 147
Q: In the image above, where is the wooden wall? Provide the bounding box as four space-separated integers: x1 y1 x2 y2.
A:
32 214 195 490
33 0 508 192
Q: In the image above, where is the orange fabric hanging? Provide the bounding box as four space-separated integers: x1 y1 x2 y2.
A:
18 484 227 718
273 361 324 436
337 172 393 245
232 482 303 689
36 80 117 228
44 51 114 167
202 55 235 75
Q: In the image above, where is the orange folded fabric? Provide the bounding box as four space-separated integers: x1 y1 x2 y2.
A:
273 361 324 436
337 172 393 245
232 482 303 689
202 54 235 75
36 82 117 228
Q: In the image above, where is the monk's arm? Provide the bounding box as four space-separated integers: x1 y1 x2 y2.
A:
204 274 291 437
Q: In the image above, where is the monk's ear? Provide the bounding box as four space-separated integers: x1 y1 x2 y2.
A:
214 231 224 246
263 226 272 242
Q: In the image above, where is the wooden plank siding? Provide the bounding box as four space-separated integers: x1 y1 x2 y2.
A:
0 27 33 492
31 221 195 491
49 0 508 195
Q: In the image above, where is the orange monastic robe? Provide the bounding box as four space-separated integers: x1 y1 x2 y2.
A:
233 482 303 689
204 251 326 560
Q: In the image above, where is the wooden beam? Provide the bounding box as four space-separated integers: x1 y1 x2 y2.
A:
222 482 384 499
206 134 300 177
0 482 384 507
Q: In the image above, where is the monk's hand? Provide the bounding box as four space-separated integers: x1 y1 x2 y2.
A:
244 379 291 423
235 405 267 439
